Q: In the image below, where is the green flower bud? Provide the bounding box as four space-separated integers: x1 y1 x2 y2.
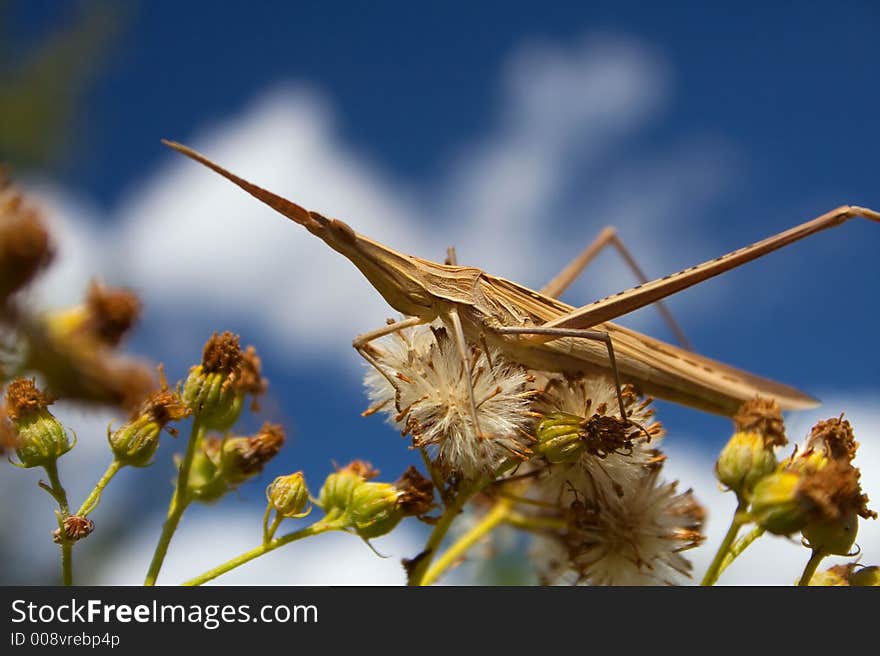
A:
535 411 634 463
186 445 226 503
802 511 858 556
181 332 267 430
317 463 374 516
4 378 72 468
535 413 588 464
715 431 778 498
182 365 244 431
750 471 809 535
108 416 161 467
109 370 188 467
849 565 880 586
217 423 285 486
349 481 404 539
267 472 311 519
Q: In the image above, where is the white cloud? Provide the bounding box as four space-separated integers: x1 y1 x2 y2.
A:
664 394 880 585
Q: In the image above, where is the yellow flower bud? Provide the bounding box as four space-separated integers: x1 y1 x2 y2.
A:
267 472 311 519
715 431 778 498
750 471 809 535
849 565 880 586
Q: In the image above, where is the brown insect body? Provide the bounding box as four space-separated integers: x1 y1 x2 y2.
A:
162 140 880 417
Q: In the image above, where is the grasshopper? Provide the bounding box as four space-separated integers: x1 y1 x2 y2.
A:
162 140 879 430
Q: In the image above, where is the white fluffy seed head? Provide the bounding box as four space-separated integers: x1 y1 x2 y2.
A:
532 469 705 585
533 374 665 497
363 321 536 479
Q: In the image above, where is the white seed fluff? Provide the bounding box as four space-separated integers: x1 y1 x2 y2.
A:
363 321 535 479
532 469 705 585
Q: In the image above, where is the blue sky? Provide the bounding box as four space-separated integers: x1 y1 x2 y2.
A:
3 1 879 584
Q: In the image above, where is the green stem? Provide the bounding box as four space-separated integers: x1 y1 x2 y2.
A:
421 499 512 586
262 504 274 544
183 521 338 586
76 459 123 517
43 460 70 515
144 418 204 586
406 459 515 586
504 511 568 532
701 499 749 586
797 549 827 586
718 525 765 576
44 460 72 586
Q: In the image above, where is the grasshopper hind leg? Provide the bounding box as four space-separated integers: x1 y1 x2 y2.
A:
493 325 649 439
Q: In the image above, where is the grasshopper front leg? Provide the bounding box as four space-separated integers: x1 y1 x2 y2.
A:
353 316 426 402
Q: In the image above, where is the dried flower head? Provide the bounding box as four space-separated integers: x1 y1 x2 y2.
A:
135 368 189 431
395 466 435 517
0 174 54 301
4 376 51 420
239 346 268 410
716 397 787 499
806 415 857 462
733 396 787 447
52 516 94 544
108 366 189 467
532 470 705 585
752 456 875 542
182 331 266 429
83 280 141 347
215 422 286 486
4 378 72 468
19 312 156 412
797 459 875 523
45 280 142 351
363 322 535 479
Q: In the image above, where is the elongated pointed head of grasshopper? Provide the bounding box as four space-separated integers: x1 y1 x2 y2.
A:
162 140 483 318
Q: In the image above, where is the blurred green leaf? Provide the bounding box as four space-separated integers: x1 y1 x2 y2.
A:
0 1 122 171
